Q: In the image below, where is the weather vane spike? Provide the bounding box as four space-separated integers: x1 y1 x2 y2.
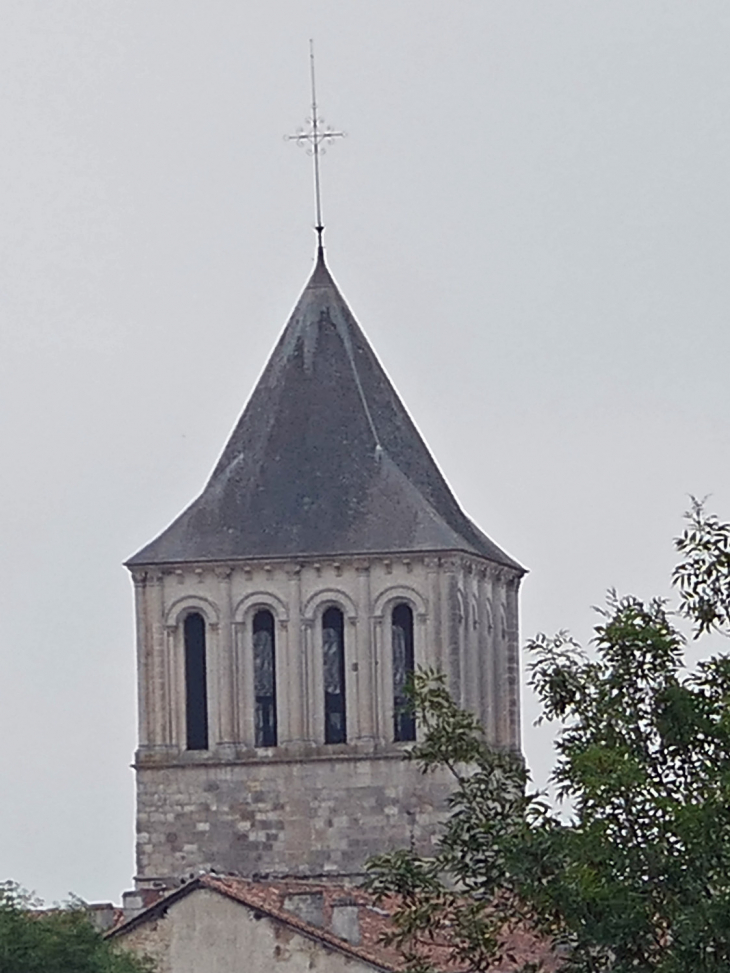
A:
286 39 345 255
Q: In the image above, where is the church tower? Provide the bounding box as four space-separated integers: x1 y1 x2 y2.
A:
127 248 524 891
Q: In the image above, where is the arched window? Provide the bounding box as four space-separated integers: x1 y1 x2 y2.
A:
184 612 208 750
392 603 416 742
322 607 346 744
253 609 277 747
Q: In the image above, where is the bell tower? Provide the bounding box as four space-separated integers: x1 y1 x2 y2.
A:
127 249 524 890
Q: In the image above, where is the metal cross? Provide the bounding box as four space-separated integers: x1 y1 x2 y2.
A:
287 40 345 253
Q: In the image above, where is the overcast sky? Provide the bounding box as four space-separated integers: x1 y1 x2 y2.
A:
1 1 729 905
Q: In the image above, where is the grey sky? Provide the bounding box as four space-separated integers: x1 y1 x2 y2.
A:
1 1 729 904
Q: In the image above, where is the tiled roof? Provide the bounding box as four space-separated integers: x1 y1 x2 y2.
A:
128 251 523 571
109 874 555 972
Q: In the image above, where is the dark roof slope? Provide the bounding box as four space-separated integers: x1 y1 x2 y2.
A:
128 251 522 570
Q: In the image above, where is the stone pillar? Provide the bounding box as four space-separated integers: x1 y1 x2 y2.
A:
373 616 385 742
233 615 255 748
505 573 522 751
355 563 375 741
173 617 186 748
302 619 318 744
163 623 176 746
216 567 235 750
277 617 290 744
475 567 490 738
462 561 477 716
424 557 441 671
494 571 510 747
206 617 220 749
485 566 499 747
147 571 166 748
438 558 461 700
133 571 152 748
443 559 461 705
285 565 304 744
345 615 359 741
414 610 429 744
242 613 255 748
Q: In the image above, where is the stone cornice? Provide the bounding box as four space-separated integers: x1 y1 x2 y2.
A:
126 548 525 579
134 742 414 770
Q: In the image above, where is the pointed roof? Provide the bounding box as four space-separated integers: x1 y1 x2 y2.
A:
128 252 522 571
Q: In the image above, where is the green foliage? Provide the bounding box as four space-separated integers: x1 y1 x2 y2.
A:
0 882 153 973
366 671 537 972
674 498 730 637
365 503 730 972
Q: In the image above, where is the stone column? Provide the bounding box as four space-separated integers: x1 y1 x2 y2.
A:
494 570 510 747
285 565 304 744
206 618 220 749
505 573 522 751
147 571 166 748
277 617 290 744
133 571 152 748
484 565 500 747
442 558 461 705
424 557 441 671
462 561 477 716
242 613 256 748
373 616 385 742
163 623 176 746
232 620 244 743
302 619 319 744
414 610 429 743
345 615 359 741
476 566 490 738
355 563 375 741
216 566 235 751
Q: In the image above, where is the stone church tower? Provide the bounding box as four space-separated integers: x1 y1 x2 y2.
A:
127 249 524 891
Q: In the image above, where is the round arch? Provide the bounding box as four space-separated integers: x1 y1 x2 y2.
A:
164 595 220 629
233 590 289 625
372 585 428 621
302 587 358 623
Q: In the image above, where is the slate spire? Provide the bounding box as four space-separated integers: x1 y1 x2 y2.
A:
128 253 521 569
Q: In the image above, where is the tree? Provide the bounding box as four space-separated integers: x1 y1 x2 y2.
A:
0 882 153 973
365 502 730 972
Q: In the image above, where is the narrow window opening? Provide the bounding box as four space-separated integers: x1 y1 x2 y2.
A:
253 609 277 747
184 612 208 750
323 607 346 744
392 603 416 742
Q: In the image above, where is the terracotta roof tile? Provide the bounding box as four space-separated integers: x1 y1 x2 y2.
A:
109 874 555 972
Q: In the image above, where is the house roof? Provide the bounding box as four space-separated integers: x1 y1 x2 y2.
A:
110 876 402 972
108 874 555 972
128 250 523 571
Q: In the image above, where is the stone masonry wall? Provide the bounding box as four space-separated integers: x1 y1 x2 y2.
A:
131 551 522 887
135 750 453 887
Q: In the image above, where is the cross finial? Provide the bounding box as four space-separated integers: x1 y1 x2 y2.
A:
287 40 345 256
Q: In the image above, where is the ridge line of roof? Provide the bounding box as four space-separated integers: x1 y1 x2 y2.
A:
204 876 398 971
314 257 382 453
